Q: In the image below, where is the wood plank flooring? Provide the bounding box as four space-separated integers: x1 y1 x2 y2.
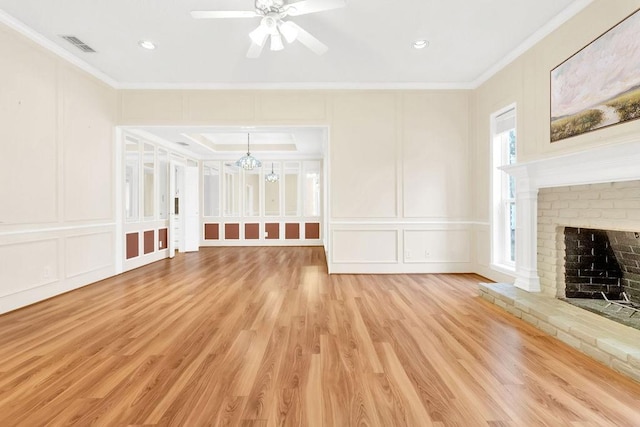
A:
2 246 640 426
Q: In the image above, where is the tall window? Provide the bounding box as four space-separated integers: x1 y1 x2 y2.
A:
491 106 516 269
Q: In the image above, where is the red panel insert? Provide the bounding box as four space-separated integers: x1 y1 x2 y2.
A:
126 232 139 259
225 223 240 240
158 228 168 250
204 223 220 240
144 230 154 254
305 223 320 239
285 223 300 239
245 223 259 240
265 223 279 240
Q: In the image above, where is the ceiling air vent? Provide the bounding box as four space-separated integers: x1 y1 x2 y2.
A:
60 35 96 53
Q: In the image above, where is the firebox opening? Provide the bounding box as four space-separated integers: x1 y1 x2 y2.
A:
562 227 640 330
564 227 622 299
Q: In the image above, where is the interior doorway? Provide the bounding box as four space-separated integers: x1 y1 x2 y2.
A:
169 161 199 257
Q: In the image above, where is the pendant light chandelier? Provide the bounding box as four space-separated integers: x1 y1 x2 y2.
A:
235 133 262 170
265 162 279 182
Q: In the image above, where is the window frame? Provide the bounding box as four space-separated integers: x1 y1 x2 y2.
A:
490 104 517 272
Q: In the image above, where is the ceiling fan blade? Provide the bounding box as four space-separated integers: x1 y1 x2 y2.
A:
247 41 266 58
286 22 328 55
285 0 346 17
191 10 259 19
247 25 269 58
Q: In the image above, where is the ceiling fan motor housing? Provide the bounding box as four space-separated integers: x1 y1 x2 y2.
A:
256 0 285 14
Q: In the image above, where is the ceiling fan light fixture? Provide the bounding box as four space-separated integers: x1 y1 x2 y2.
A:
278 21 298 43
193 0 346 58
235 133 262 170
270 33 284 51
249 24 269 46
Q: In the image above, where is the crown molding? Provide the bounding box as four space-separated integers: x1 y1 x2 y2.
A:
0 9 120 88
115 81 476 90
471 0 595 89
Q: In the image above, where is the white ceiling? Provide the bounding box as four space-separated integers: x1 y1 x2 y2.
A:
0 0 591 88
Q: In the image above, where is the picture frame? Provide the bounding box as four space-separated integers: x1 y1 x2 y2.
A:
550 8 640 142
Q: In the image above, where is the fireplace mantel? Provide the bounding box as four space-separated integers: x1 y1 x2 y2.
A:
501 137 640 292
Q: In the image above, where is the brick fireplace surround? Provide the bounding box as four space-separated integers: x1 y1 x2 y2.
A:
538 183 640 300
479 139 640 382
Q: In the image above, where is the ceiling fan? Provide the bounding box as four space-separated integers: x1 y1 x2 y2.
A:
191 0 346 58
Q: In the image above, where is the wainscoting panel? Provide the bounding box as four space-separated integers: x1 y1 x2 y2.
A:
0 223 118 314
0 238 59 298
403 229 471 263
332 230 398 264
328 222 479 274
65 231 113 279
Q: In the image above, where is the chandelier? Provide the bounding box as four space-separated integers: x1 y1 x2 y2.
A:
235 133 262 170
265 162 279 182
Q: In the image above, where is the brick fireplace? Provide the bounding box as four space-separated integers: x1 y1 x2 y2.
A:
537 181 640 301
481 139 640 382
501 139 640 297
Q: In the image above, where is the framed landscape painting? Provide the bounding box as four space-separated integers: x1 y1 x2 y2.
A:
551 8 640 142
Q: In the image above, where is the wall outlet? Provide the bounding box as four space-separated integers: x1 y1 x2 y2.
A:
406 250 411 259
43 267 51 280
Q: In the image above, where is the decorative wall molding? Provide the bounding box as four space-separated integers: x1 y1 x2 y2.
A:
0 222 116 237
0 238 59 299
330 220 486 226
328 225 476 274
65 231 114 279
331 230 399 264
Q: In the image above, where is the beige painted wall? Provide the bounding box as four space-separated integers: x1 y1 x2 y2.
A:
119 89 475 273
472 0 640 281
0 22 117 313
10 0 631 307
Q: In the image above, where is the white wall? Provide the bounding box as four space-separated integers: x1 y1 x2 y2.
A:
119 89 476 273
0 22 117 313
471 0 640 283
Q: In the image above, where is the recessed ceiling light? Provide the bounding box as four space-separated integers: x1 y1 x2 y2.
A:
138 40 156 50
412 39 429 49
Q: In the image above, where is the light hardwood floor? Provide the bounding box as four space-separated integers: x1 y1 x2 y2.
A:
1 246 640 426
